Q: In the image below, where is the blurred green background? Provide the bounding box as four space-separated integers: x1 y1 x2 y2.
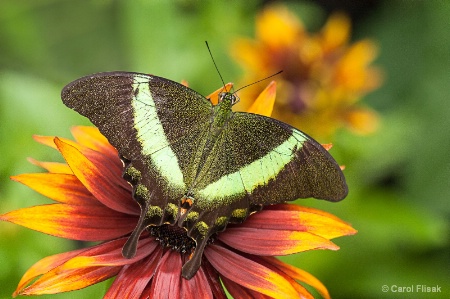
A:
0 1 449 298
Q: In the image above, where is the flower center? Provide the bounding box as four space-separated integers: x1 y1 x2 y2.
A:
148 224 215 253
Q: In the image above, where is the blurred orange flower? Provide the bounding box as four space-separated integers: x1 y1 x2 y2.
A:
232 5 382 139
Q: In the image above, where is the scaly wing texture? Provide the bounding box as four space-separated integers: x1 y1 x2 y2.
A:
62 72 214 262
193 112 348 216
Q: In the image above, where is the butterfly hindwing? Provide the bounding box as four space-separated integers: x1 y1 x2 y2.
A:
192 112 347 219
230 113 348 203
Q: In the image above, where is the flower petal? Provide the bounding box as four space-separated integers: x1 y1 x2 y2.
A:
204 244 300 298
61 237 156 269
54 137 138 215
17 237 155 296
11 173 100 206
34 135 87 153
60 137 125 183
18 266 120 295
1 204 136 241
257 5 303 48
80 148 130 191
14 248 88 297
261 256 330 299
223 253 314 298
181 265 213 299
206 83 234 105
335 40 381 93
221 276 269 299
264 204 357 239
321 143 333 151
320 13 351 53
33 135 58 149
105 247 162 299
148 250 182 299
246 81 276 117
53 136 128 193
219 227 338 255
250 255 315 299
70 126 118 158
27 158 72 174
202 259 228 299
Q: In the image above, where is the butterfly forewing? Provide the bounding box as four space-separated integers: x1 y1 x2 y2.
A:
61 72 214 216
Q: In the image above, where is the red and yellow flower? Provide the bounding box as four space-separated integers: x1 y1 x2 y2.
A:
232 5 383 138
1 84 356 298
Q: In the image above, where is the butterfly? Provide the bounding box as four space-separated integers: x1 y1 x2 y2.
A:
61 72 348 279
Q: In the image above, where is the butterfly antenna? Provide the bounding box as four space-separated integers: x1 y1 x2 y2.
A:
234 71 283 93
205 41 228 92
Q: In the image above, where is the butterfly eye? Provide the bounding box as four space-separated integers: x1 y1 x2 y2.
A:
231 94 240 105
218 92 227 103
218 92 239 105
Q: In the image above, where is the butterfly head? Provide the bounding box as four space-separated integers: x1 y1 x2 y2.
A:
218 91 240 106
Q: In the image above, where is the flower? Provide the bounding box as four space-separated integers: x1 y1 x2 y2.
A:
232 5 382 138
1 84 356 298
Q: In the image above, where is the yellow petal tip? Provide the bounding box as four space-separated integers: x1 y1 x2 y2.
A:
246 81 277 116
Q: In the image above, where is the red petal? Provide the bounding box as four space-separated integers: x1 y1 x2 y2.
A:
248 255 314 299
14 248 88 297
204 245 300 298
54 137 138 215
1 204 136 241
11 173 100 206
260 205 357 239
260 256 330 299
221 276 267 299
148 250 182 299
80 147 131 193
19 266 120 295
60 237 156 269
17 236 156 295
202 260 228 299
35 135 120 176
139 282 154 299
15 239 135 295
52 132 124 182
105 247 163 299
181 266 213 299
219 227 339 255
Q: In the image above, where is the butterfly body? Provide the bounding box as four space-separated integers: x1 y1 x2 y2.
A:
61 72 347 279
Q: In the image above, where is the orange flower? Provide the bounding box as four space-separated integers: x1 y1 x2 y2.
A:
232 5 382 138
1 84 356 298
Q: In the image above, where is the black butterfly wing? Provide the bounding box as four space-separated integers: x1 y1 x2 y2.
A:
61 72 214 255
233 112 348 203
191 111 348 216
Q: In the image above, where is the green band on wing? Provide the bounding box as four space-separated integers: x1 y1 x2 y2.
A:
132 75 185 190
198 131 306 201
